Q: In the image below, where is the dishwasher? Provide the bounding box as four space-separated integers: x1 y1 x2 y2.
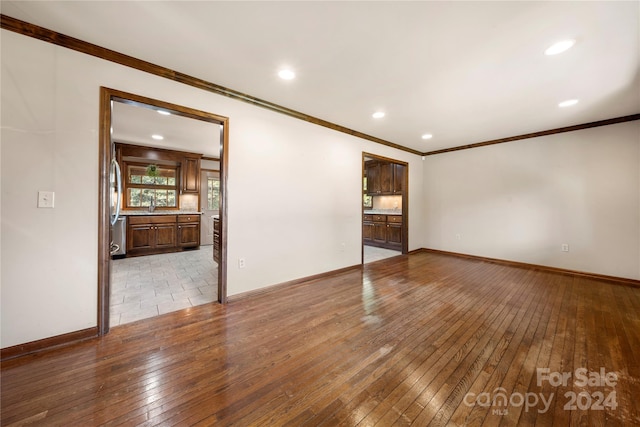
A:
110 216 127 258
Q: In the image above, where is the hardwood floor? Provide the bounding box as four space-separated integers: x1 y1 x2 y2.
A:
1 252 639 426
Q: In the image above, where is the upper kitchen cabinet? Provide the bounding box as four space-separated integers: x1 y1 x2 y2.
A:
365 161 380 195
392 163 405 194
181 154 201 194
365 160 405 195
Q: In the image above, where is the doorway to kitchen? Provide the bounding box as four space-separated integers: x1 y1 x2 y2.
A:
362 153 408 264
98 87 229 335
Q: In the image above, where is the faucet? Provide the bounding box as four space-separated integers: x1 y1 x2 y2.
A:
149 199 155 213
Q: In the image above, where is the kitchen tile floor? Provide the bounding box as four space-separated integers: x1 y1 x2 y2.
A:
363 245 402 263
110 245 218 327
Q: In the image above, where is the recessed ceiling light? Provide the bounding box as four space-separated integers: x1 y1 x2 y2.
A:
278 69 296 80
372 111 385 119
558 99 579 108
421 134 433 140
157 110 171 116
545 39 575 55
151 134 164 140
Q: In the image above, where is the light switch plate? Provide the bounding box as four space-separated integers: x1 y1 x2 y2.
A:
38 191 55 208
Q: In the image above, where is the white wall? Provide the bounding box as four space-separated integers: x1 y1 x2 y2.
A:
0 30 423 348
423 120 640 280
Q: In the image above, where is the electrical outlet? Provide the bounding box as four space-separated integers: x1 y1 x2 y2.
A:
238 258 246 269
37 191 55 208
561 244 569 252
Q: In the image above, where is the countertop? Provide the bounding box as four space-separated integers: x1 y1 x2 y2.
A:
364 209 402 215
120 210 203 216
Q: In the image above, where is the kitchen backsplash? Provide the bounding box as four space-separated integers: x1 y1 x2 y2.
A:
372 195 402 210
181 194 198 211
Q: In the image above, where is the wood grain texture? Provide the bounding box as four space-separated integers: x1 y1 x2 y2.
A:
2 252 638 426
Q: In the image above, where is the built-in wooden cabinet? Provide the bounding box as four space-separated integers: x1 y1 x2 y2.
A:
127 214 200 256
213 217 220 263
365 161 405 195
363 214 402 250
181 155 201 194
177 214 200 248
392 163 405 194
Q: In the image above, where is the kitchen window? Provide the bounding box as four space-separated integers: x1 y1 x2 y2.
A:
125 163 179 208
207 177 220 210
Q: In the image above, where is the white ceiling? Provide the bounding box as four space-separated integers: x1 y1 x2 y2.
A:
2 1 639 154
112 101 221 157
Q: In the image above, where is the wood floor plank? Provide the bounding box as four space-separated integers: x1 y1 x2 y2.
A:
1 252 638 426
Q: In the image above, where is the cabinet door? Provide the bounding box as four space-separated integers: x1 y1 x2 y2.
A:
182 156 200 193
366 162 380 195
178 223 200 247
379 163 393 194
155 224 177 248
128 224 154 251
393 163 405 194
363 221 374 242
387 223 402 247
213 218 220 263
373 222 387 243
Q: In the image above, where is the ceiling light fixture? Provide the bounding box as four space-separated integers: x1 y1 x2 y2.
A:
421 134 433 140
372 111 385 119
157 110 171 116
151 134 164 140
558 99 579 108
545 39 575 56
278 69 296 80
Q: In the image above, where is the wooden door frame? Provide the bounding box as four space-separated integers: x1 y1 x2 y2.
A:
98 87 229 336
361 152 409 264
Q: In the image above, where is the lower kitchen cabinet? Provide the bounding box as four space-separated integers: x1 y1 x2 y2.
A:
363 213 402 251
177 215 200 248
213 217 220 263
127 214 200 256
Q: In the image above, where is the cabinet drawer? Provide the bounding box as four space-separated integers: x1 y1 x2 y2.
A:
387 215 403 223
128 215 177 225
178 214 200 223
372 215 386 222
363 214 373 221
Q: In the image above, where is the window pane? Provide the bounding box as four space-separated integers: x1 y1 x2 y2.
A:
156 190 167 206
168 191 176 206
207 177 220 210
142 175 154 185
130 175 142 184
168 177 176 186
129 188 141 207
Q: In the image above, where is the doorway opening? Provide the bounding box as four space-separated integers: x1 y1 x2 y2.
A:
98 87 229 335
362 153 408 264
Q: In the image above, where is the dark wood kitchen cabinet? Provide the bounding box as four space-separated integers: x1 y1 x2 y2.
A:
127 215 177 253
386 215 403 249
365 162 380 195
362 213 402 250
213 217 220 263
363 215 374 242
177 214 201 248
365 160 405 195
181 155 201 194
392 163 405 194
126 214 201 256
